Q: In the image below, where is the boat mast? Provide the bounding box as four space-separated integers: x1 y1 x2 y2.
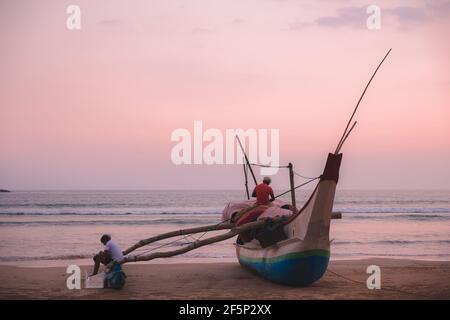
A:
288 163 297 213
236 135 258 186
243 160 250 199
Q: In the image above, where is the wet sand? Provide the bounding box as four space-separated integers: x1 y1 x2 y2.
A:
0 259 449 299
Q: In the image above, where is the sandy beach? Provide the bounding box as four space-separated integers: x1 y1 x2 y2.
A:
0 259 449 300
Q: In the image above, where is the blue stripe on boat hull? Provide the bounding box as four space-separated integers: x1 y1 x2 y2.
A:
238 253 329 286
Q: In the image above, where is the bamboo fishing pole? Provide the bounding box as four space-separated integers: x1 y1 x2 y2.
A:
236 135 258 186
336 121 357 154
334 48 392 154
243 160 250 200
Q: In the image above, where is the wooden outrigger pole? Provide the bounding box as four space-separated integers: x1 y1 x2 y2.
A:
123 222 235 255
115 210 342 267
119 219 272 264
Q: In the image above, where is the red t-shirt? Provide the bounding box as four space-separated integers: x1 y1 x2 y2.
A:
253 183 274 205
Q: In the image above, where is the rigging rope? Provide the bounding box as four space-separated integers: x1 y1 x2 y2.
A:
327 268 433 299
293 171 318 180
249 163 289 169
274 176 321 199
133 234 192 257
248 162 318 180
130 218 233 258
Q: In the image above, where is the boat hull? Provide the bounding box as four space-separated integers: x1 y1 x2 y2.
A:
236 246 330 286
230 153 342 286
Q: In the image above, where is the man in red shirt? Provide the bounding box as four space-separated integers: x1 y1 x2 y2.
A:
252 177 275 205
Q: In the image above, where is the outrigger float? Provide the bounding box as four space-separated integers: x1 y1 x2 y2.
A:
113 49 392 286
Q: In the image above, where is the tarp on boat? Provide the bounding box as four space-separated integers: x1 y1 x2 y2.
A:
222 199 293 223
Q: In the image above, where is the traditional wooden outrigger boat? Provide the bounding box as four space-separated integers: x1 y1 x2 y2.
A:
222 152 342 286
113 49 391 287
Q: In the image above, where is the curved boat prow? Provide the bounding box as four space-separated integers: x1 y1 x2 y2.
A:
236 153 343 286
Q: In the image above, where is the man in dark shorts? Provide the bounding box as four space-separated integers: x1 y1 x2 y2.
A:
91 234 123 276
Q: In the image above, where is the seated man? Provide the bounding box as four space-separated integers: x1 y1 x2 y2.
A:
91 234 123 276
252 176 275 205
235 177 275 243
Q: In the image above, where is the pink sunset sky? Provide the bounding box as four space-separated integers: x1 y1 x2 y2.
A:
0 0 449 190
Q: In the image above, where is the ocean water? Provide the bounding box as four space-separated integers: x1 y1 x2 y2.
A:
0 190 449 267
